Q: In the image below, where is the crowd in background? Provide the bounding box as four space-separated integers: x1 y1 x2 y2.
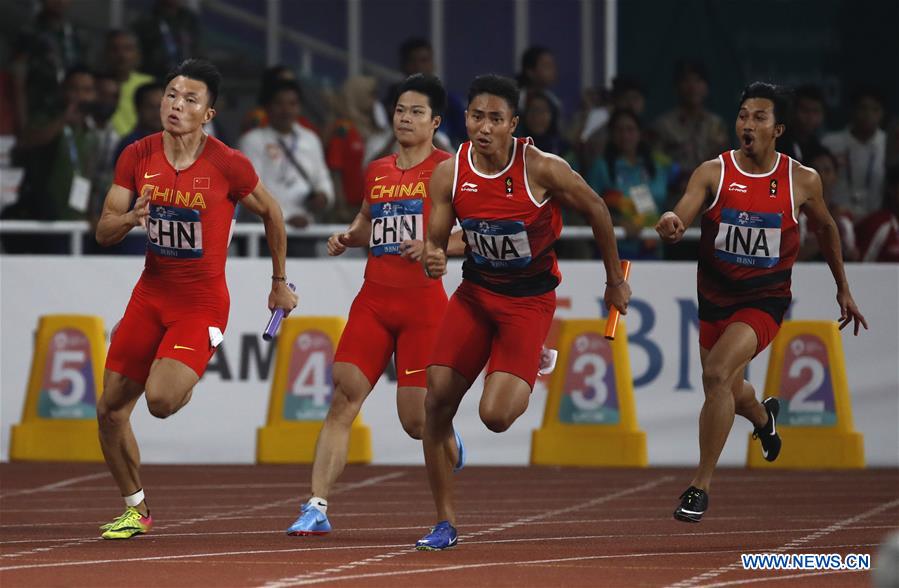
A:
2 0 897 262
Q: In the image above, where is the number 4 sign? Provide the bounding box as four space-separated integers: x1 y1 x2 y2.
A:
257 316 371 464
747 321 865 469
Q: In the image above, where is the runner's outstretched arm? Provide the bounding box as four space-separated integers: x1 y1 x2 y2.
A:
241 180 298 313
797 165 868 335
530 151 630 314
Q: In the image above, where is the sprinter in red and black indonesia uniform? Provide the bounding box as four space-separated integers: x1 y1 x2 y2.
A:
656 82 867 523
95 60 297 539
416 75 630 550
286 74 466 536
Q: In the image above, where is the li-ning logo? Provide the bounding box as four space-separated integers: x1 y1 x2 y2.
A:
729 182 748 193
461 182 478 192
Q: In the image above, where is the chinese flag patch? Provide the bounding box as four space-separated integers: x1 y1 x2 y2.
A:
194 177 211 190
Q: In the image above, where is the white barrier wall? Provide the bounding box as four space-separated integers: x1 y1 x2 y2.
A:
2 257 897 466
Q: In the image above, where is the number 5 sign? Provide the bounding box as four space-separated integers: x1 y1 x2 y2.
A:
257 316 371 464
747 321 864 469
11 315 107 461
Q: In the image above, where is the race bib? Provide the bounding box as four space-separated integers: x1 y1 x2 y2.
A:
628 184 657 216
369 200 423 256
714 208 781 267
462 218 532 269
147 205 203 258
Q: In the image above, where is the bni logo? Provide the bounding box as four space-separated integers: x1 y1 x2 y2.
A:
461 182 478 192
729 182 748 193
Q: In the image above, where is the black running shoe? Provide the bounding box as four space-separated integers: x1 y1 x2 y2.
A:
753 397 781 462
674 486 708 523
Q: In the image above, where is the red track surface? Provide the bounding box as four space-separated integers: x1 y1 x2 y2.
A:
1 463 896 587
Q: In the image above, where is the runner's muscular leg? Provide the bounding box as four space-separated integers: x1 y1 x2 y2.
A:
97 369 147 515
692 322 757 491
397 386 426 439
397 385 459 466
310 362 374 499
423 366 469 524
144 358 199 419
479 372 531 433
733 376 768 428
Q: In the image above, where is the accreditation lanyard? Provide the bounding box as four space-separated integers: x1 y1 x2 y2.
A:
62 125 82 174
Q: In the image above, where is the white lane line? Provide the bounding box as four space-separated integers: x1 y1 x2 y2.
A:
261 476 675 588
0 539 877 573
0 473 109 499
0 472 404 561
253 544 882 586
6 523 897 547
666 497 899 588
696 569 857 587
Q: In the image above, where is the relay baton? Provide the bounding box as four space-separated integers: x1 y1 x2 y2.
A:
263 282 296 341
604 260 631 340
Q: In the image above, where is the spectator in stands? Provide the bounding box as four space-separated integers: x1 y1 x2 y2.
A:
10 0 91 133
240 65 320 137
383 38 465 145
131 0 201 79
516 46 562 120
589 109 673 259
90 73 122 212
855 164 899 262
798 148 857 262
2 66 99 252
653 59 728 178
104 30 155 137
518 90 567 156
570 76 647 172
326 75 393 223
780 84 826 163
239 79 334 256
824 85 888 218
114 81 163 162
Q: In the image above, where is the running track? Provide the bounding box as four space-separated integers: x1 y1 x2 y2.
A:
1 463 896 587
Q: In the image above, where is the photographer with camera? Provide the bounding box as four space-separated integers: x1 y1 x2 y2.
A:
2 66 103 252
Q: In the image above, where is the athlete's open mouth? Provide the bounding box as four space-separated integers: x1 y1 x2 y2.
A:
742 134 754 148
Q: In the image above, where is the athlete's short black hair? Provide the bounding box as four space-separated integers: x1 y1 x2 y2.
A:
165 59 221 107
739 82 791 125
468 74 519 115
262 79 303 107
394 73 446 118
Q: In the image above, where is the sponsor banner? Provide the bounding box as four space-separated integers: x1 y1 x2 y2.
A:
1 257 896 465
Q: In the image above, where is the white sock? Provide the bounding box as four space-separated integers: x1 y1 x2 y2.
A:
124 488 145 508
308 496 328 514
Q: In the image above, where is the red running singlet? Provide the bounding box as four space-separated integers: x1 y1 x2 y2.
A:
364 148 452 288
452 137 563 296
698 150 799 323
